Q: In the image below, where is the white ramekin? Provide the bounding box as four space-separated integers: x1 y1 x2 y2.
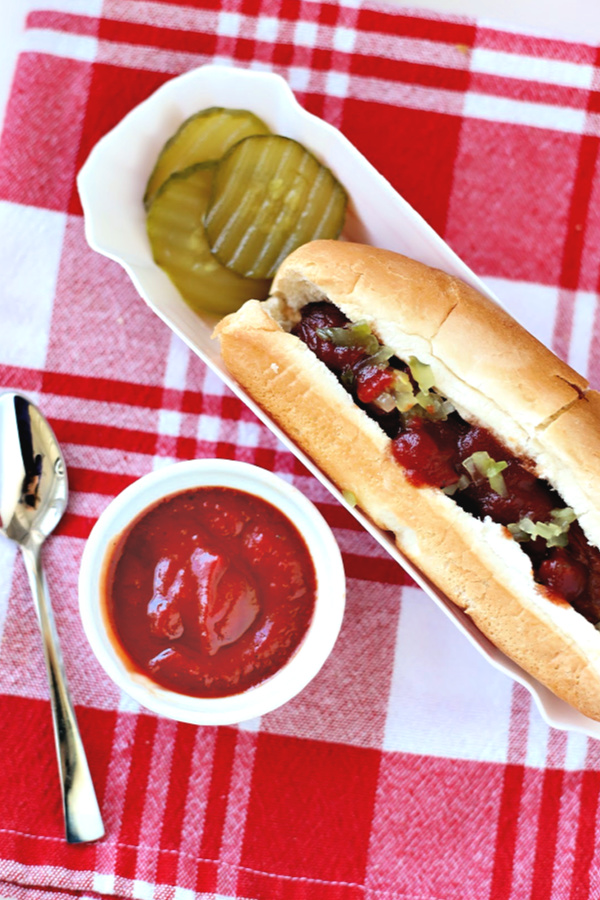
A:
79 459 345 725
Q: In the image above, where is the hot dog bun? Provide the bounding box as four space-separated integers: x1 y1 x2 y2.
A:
214 240 600 721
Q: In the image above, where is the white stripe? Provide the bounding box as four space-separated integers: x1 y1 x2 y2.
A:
481 278 559 348
106 0 218 33
28 0 103 12
202 365 229 396
21 28 98 62
43 393 165 433
333 27 356 54
0 541 17 653
164 331 191 390
568 290 596 375
152 454 179 470
471 47 594 89
118 690 140 712
383 586 513 762
136 719 178 885
0 203 67 372
24 23 592 137
464 90 587 133
175 729 217 891
132 881 154 900
158 408 181 437
217 11 241 38
236 419 262 448
197 414 223 443
63 443 153 477
248 60 274 73
173 890 195 900
294 21 318 48
525 704 551 768
102 1 469 71
355 31 470 69
216 731 258 896
93 874 115 895
346 73 464 116
564 729 590 770
255 16 279 43
68 491 118 519
477 14 599 46
238 715 262 732
326 71 350 99
287 66 312 92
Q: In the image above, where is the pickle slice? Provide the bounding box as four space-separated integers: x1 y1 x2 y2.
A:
144 107 271 208
147 163 271 316
204 135 347 279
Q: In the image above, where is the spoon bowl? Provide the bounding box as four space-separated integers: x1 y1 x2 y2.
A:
0 392 104 843
0 394 67 543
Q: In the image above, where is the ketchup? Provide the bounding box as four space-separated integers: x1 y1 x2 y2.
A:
103 487 316 697
294 300 600 622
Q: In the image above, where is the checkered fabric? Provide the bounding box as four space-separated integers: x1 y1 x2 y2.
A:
2 1 600 898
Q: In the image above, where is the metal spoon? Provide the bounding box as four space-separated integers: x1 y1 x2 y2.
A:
0 392 104 843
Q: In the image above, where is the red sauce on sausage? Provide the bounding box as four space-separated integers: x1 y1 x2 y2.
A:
102 487 317 697
293 301 600 622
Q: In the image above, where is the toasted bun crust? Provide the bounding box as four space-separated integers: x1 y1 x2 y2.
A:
214 241 600 721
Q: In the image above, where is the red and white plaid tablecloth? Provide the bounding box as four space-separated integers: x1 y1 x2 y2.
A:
2 1 600 898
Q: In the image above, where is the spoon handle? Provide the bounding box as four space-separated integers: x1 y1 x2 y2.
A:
21 542 105 844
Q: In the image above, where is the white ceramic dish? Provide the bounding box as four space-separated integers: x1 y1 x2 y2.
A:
79 459 345 725
77 63 600 738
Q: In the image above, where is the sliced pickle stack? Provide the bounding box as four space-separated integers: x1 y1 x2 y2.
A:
144 107 270 208
204 135 347 279
145 107 348 317
147 164 270 315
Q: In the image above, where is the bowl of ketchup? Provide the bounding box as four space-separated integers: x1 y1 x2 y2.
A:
79 459 345 725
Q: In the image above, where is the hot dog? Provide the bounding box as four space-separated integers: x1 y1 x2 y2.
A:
214 240 600 721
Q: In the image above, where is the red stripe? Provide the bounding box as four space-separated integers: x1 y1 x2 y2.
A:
27 10 99 36
552 47 600 359
98 15 219 54
44 369 243 419
154 722 204 888
68 466 137 496
1 363 201 414
61 487 370 539
315 501 365 532
117 715 159 877
58 509 405 585
50 417 158 455
57 512 97 539
237 870 364 900
489 763 526 900
0 364 44 393
43 369 167 409
569 770 600 900
356 7 476 45
158 722 198 851
199 726 238 859
194 859 219 895
43 1 478 79
348 54 470 92
469 71 590 109
584 266 600 385
477 27 596 63
105 0 223 11
343 552 409 585
530 768 564 899
86 0 476 52
557 135 600 293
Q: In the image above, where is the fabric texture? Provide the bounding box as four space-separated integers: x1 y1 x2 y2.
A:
2 1 600 898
